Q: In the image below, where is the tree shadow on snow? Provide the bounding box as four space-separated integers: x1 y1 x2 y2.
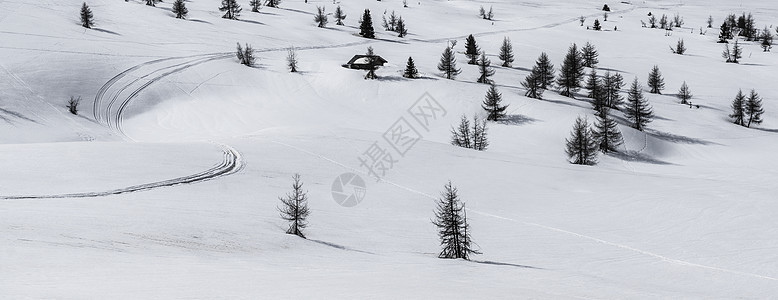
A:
608 150 673 165
189 19 213 25
0 107 38 124
237 19 265 26
645 129 716 145
92 28 121 36
470 260 544 270
308 239 375 255
754 127 778 134
496 114 537 126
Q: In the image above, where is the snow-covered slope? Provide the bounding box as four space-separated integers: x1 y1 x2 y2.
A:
1 0 778 298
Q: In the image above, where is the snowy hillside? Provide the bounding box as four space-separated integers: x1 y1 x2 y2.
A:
2 0 778 298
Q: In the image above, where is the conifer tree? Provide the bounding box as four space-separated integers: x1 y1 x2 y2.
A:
396 17 407 38
364 46 378 80
585 69 601 99
334 5 346 25
593 19 602 31
760 26 773 52
580 42 599 68
624 78 654 131
277 174 310 239
464 34 480 65
451 115 472 148
565 116 598 165
671 39 686 54
522 67 544 99
677 81 692 104
498 37 514 67
403 56 419 79
359 9 375 38
249 0 262 13
745 89 764 127
718 21 732 42
80 2 94 29
314 6 328 28
592 108 623 153
482 85 508 121
647 65 665 94
235 43 255 67
287 47 298 73
602 72 625 109
437 46 461 80
471 115 489 151
432 181 479 260
556 44 585 98
476 52 495 84
265 0 280 8
534 52 555 89
172 0 188 19
707 15 714 28
730 89 746 126
146 0 159 7
219 0 242 20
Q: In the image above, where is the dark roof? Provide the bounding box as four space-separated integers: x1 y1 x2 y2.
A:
346 55 388 65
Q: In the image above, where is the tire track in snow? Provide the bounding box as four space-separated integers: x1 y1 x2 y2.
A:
0 143 243 200
269 140 778 283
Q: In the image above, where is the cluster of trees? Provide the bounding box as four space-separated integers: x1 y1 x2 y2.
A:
730 89 765 128
382 11 408 37
235 43 256 67
646 12 684 30
478 6 494 20
451 115 489 151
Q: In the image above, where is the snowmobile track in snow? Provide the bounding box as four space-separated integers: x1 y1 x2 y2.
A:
0 143 242 200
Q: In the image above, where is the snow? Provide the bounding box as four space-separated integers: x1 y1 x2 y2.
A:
1 0 778 298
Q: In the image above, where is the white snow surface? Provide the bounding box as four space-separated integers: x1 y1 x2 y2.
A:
1 0 778 298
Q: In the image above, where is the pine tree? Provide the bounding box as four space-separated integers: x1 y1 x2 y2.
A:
451 115 471 148
723 39 743 63
432 181 480 260
647 65 665 94
522 67 544 99
498 37 514 67
581 42 599 68
334 5 346 25
482 85 508 121
624 78 654 131
585 69 601 99
80 2 94 29
592 108 623 153
556 44 585 98
593 19 602 31
464 34 480 65
476 52 495 84
219 0 242 20
659 14 668 29
277 174 310 239
534 52 555 89
396 17 407 38
671 39 686 54
364 46 378 80
565 116 598 165
287 47 298 73
265 0 280 8
718 21 732 43
471 115 489 151
388 11 398 32
146 0 159 7
648 15 657 28
760 26 773 52
677 81 692 104
437 47 461 80
314 6 328 28
249 0 262 13
359 9 375 38
730 89 746 126
745 89 764 127
403 56 419 79
602 72 625 109
172 0 188 19
707 15 714 28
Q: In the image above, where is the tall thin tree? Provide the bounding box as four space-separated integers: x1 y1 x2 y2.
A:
677 81 692 104
745 89 764 127
80 2 94 29
476 52 495 84
729 89 746 126
565 116 599 165
334 5 346 25
277 174 310 239
556 44 585 98
464 34 480 65
359 9 375 38
592 108 623 153
647 65 665 94
482 85 508 121
437 46 461 80
498 37 515 67
534 52 555 89
432 181 479 260
314 6 328 28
